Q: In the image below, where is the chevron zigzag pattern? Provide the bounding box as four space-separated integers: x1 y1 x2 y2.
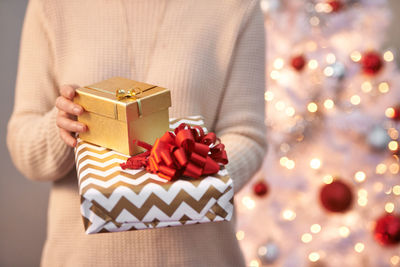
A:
75 116 234 234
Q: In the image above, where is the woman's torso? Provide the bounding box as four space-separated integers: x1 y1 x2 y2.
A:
40 0 254 266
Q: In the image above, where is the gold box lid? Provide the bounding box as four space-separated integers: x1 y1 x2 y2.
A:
75 77 171 121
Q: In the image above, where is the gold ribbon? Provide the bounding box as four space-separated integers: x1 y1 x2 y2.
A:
85 85 157 118
116 87 143 117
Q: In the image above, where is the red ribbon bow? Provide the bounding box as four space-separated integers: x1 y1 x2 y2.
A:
120 123 228 181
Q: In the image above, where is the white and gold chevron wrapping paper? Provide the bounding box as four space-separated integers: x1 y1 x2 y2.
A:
75 116 234 234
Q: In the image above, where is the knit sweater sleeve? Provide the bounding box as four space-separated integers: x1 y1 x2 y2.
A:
6 0 75 182
215 0 267 193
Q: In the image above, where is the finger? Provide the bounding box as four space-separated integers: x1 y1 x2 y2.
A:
59 128 77 147
56 115 87 133
58 109 77 121
59 84 80 100
55 96 83 115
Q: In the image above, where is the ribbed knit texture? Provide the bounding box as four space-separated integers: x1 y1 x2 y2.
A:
7 0 266 266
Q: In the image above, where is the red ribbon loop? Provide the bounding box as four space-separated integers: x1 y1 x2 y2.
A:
194 142 209 157
202 132 216 145
120 123 229 180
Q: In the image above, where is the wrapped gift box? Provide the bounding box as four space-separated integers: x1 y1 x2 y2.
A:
75 116 234 234
74 76 171 155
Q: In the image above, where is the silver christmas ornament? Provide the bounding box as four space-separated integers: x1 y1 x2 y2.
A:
260 0 281 14
257 241 280 265
331 62 346 79
367 125 390 150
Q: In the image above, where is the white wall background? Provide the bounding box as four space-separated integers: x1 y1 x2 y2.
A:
0 0 399 266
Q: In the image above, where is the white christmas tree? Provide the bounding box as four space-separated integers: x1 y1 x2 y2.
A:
236 0 400 266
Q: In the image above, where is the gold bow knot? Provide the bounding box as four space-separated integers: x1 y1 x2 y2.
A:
116 87 143 100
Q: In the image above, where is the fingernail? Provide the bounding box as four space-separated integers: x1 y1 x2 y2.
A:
73 107 82 114
78 125 85 132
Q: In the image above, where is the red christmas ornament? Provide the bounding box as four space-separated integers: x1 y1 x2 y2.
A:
319 180 353 213
361 51 383 76
374 214 400 246
327 0 343 12
253 180 269 197
291 55 306 72
391 106 400 121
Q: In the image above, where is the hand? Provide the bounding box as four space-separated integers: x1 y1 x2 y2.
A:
55 85 87 147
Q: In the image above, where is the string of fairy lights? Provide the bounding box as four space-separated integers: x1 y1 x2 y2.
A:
236 0 400 266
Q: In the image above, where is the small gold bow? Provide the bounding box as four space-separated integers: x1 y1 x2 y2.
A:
116 87 142 100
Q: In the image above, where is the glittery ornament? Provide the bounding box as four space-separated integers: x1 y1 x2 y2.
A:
257 241 280 265
253 180 269 197
361 51 383 76
374 214 400 246
319 180 353 213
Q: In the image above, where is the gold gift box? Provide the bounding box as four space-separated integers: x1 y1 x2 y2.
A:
74 77 171 155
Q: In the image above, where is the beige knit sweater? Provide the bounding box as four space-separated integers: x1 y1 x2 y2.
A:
7 0 266 266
